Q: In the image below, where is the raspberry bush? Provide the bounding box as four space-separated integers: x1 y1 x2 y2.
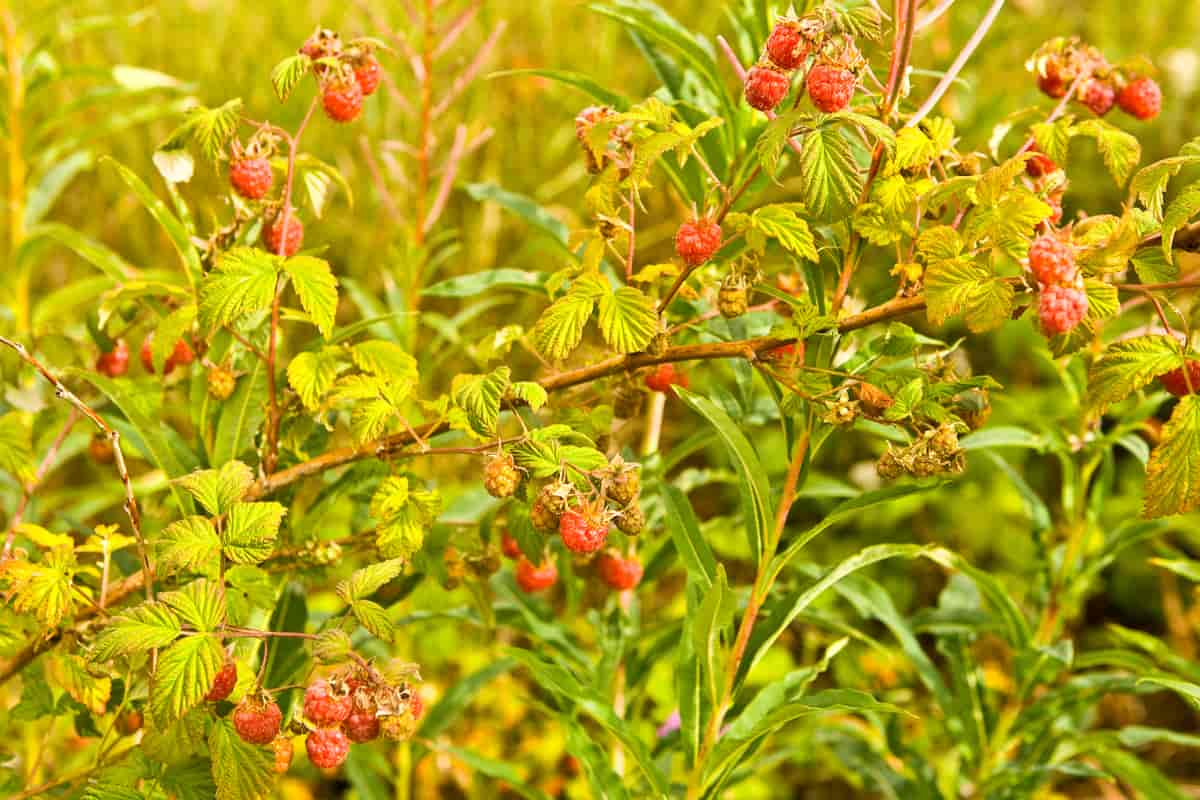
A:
3 2 1200 799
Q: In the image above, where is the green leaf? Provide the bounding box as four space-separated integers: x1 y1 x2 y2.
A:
1162 180 1200 261
150 635 224 726
451 367 511 437
1131 154 1200 220
213 358 267 465
662 484 717 592
533 291 596 360
209 719 274 800
91 602 182 661
162 579 226 632
1075 119 1142 186
350 600 394 642
1143 396 1200 518
423 268 549 298
270 54 312 102
924 254 1013 332
692 566 733 707
262 583 309 716
463 183 569 246
509 381 548 411
176 460 255 516
417 659 516 743
160 99 245 162
1088 335 1183 412
158 516 221 574
104 157 203 287
339 559 406 601
0 412 34 483
798 125 861 219
597 286 657 353
352 340 418 382
199 247 279 333
488 68 629 109
287 347 343 410
283 255 338 337
436 745 552 800
151 304 196 373
222 502 286 564
19 222 135 281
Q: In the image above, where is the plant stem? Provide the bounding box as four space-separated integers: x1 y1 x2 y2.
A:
907 0 1005 129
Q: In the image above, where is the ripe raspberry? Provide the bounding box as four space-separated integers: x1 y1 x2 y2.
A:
596 552 643 591
516 557 558 592
306 727 350 769
614 503 644 536
1159 361 1200 397
206 660 238 702
607 466 640 507
1025 148 1058 178
483 452 521 498
273 737 294 774
744 65 791 112
807 63 856 113
559 506 608 554
208 367 237 400
766 22 807 70
1027 235 1077 286
1116 76 1161 121
89 433 115 465
140 335 195 376
644 363 689 393
116 709 143 736
229 157 273 200
95 340 130 378
762 342 802 362
1037 61 1070 98
501 532 522 559
1077 78 1115 116
343 707 380 743
322 77 364 122
1038 284 1088 336
304 679 353 727
675 218 723 267
265 210 304 256
354 56 382 96
233 697 282 745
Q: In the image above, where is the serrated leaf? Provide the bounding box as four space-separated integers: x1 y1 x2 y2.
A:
352 340 418 381
283 255 338 337
754 109 805 176
509 381 548 411
162 579 226 632
533 291 596 360
176 460 255 516
6 545 76 626
223 502 286 564
158 516 221 574
798 126 861 218
1162 181 1200 262
339 559 407 601
1088 335 1183 412
199 247 279 333
739 204 818 261
160 99 244 162
451 367 511 437
350 599 394 642
209 719 274 800
287 347 343 410
150 635 224 726
1076 119 1142 186
924 255 1013 332
46 654 112 715
1131 155 1200 220
151 304 196 373
0 411 34 483
1031 119 1074 166
1143 396 1200 518
91 602 182 661
270 54 312 102
597 286 657 354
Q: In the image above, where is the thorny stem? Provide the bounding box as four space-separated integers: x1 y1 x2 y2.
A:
2 409 78 557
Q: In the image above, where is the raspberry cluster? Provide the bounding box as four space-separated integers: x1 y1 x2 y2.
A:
1028 234 1087 338
139 333 195 376
1038 283 1088 337
1029 38 1160 121
675 218 723 267
744 16 860 114
299 28 385 123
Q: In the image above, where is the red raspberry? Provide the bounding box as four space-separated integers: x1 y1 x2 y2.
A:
483 452 521 498
95 340 130 378
322 77 364 122
343 707 380 743
306 727 350 769
644 363 689 393
304 679 353 727
744 65 791 111
233 697 282 745
1038 284 1088 336
1037 62 1070 98
1076 78 1115 116
1027 235 1077 286
354 56 382 96
140 335 195 376
273 737 294 774
559 507 608 554
229 157 273 200
116 709 143 736
807 63 856 113
501 532 522 559
1025 148 1058 178
515 557 558 592
265 210 304 257
409 692 424 720
206 660 238 702
766 23 807 70
1047 192 1064 225
1159 361 1200 397
762 341 803 362
595 552 643 591
1116 76 1161 121
675 218 723 267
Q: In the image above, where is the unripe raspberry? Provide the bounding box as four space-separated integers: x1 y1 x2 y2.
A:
354 56 382 96
483 452 521 498
1077 78 1115 116
95 340 130 378
644 363 688 393
559 506 608 554
744 65 791 111
207 367 237 400
89 433 115 465
229 157 273 200
766 22 807 70
140 335 195 376
675 218 723 267
1038 283 1088 336
306 727 350 769
1116 76 1161 120
614 503 644 536
530 497 560 532
806 63 856 113
233 697 282 745
532 481 571 533
206 660 238 702
718 280 749 319
272 737 294 774
516 557 558 592
343 707 381 743
1159 361 1200 397
304 679 353 726
501 531 522 559
265 209 304 257
1025 148 1058 178
322 77 364 123
596 552 643 591
1027 235 1077 286
607 465 640 507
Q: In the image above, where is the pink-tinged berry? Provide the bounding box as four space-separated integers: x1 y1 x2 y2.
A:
306 727 350 769
766 23 807 70
1117 76 1162 120
675 218 723 267
140 335 195 376
501 532 522 560
744 65 791 111
1159 361 1200 396
1028 235 1077 286
1025 148 1058 178
343 707 381 743
559 506 608 554
233 698 283 745
95 340 130 378
304 679 353 727
265 210 304 256
807 63 856 113
596 552 643 591
515 557 558 592
354 56 382 96
229 157 273 200
644 363 689 393
1077 78 1115 116
206 660 238 702
322 77 364 122
1038 284 1088 336
1047 193 1064 225
273 737 294 774
410 693 424 720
